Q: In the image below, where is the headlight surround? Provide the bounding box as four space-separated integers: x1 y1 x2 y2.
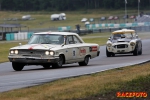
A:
14 50 18 54
10 50 14 54
45 51 50 55
10 50 18 54
107 43 112 47
45 51 55 56
50 51 54 55
130 42 135 46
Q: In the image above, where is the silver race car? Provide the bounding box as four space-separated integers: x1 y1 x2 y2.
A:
106 29 142 57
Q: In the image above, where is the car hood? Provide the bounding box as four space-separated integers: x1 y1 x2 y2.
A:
112 38 131 43
10 44 59 50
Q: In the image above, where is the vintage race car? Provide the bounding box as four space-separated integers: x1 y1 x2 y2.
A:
8 32 100 71
106 29 142 57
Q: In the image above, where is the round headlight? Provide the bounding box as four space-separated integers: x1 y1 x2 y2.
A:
50 51 54 55
107 43 112 47
130 42 135 46
10 50 14 54
45 51 49 55
15 50 18 54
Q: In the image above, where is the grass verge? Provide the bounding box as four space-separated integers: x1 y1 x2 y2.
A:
0 62 150 100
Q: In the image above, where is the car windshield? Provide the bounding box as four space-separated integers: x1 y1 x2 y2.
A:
28 34 65 45
113 33 136 39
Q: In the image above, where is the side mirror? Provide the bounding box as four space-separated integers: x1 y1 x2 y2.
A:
61 43 65 47
108 38 111 40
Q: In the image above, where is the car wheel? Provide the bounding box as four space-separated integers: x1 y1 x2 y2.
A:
78 56 89 66
52 55 64 68
138 44 142 55
12 62 24 71
106 48 111 57
42 64 51 69
139 48 142 55
133 45 138 56
112 53 115 57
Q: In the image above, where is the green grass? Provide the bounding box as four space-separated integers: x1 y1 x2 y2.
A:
83 37 108 45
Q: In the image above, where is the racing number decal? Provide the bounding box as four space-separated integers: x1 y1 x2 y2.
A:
73 51 75 56
73 49 76 58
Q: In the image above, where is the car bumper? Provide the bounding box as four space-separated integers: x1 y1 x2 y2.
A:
107 46 135 54
8 55 59 64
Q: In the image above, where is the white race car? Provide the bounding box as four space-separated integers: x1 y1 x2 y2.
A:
106 29 142 57
8 32 100 71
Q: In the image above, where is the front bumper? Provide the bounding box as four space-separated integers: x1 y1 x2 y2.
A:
8 55 59 64
107 45 135 54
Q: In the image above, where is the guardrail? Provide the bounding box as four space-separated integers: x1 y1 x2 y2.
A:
86 22 150 31
58 26 71 32
6 32 34 41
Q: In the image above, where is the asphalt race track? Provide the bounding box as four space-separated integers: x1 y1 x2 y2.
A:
0 39 150 92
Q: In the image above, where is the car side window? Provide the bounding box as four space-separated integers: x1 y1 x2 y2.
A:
68 35 74 44
73 35 82 44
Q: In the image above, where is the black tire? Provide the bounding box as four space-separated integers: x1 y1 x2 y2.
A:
138 44 142 55
133 45 138 56
52 55 64 68
12 62 24 71
42 64 51 69
112 53 115 57
78 56 89 66
138 47 142 55
106 48 111 57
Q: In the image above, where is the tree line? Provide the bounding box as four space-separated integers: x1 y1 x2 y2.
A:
0 0 150 11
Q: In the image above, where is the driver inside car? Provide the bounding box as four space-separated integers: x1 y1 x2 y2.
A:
58 36 64 44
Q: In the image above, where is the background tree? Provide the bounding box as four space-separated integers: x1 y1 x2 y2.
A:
1 0 150 11
0 0 3 10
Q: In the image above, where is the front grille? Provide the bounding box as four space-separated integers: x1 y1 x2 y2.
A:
114 44 128 48
18 50 45 55
22 54 41 57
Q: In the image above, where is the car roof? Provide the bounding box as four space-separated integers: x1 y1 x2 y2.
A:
112 29 135 34
34 31 78 36
33 31 85 43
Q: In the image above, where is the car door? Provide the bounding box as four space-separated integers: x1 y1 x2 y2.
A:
73 35 86 60
65 35 80 63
